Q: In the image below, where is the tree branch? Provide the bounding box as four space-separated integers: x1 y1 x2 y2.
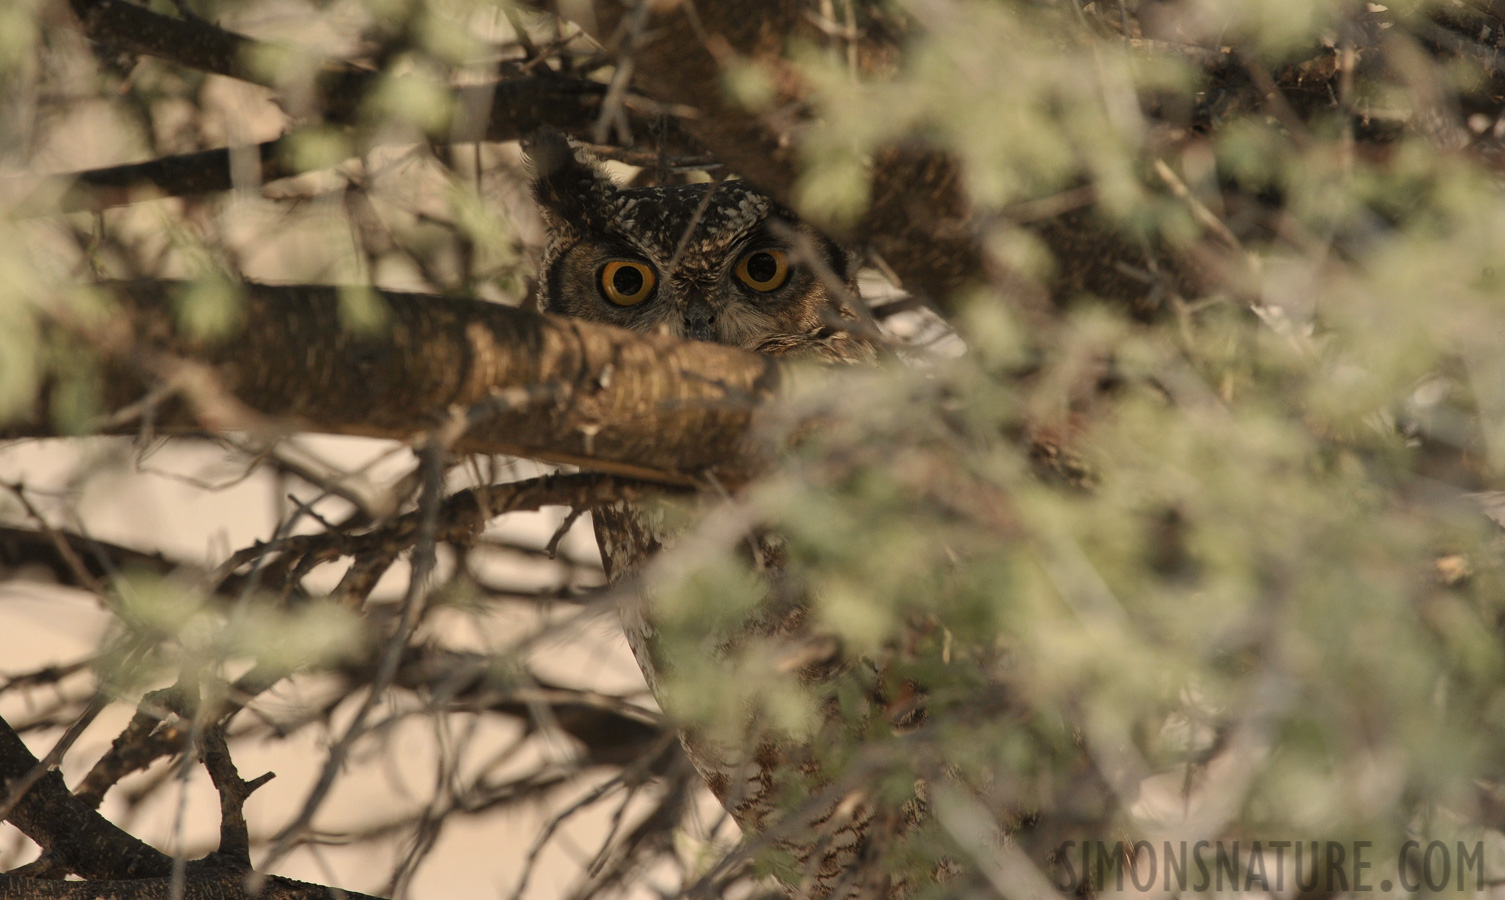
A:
66 0 359 93
0 868 384 899
0 714 174 880
217 471 672 571
19 75 611 215
0 692 384 898
10 281 783 484
0 526 198 592
29 0 699 215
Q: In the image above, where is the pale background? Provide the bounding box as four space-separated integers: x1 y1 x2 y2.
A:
0 435 713 899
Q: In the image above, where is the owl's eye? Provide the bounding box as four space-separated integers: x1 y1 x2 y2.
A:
735 249 789 292
599 261 657 306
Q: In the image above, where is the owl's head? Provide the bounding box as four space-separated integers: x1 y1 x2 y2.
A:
524 131 857 351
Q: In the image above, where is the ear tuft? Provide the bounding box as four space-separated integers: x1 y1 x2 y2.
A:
522 128 617 234
520 128 572 177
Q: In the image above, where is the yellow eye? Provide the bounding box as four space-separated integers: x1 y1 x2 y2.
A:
599 261 656 306
735 249 789 292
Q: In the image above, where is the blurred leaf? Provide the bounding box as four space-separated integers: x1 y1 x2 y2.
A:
337 283 391 334
173 276 244 341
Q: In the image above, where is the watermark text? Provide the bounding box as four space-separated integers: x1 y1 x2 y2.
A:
1051 840 1484 893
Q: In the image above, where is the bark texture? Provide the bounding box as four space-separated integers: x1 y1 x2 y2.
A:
0 717 384 900
12 281 782 484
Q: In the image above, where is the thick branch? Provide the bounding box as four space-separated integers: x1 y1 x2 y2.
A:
64 0 366 93
0 868 384 900
0 715 173 880
0 526 195 590
33 0 698 215
0 525 300 603
11 281 781 484
23 75 611 215
0 686 381 897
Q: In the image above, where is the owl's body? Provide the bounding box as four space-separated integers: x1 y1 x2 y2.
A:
526 132 893 898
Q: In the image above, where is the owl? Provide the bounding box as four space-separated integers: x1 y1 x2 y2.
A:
523 131 905 898
525 129 870 362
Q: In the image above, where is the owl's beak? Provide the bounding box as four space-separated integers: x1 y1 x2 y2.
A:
681 295 718 343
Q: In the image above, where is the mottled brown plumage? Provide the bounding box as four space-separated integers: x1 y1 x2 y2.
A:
527 130 869 357
524 131 896 897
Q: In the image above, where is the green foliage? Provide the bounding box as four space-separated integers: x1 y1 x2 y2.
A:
110 571 363 686
0 296 42 425
172 275 245 341
281 126 356 174
337 283 392 334
10 0 1505 893
633 0 1505 889
0 0 40 82
368 69 455 137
